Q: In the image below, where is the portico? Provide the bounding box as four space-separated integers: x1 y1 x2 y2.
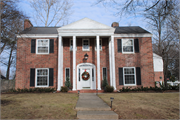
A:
57 18 116 91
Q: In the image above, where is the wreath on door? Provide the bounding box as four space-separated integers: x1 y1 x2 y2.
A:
82 70 90 80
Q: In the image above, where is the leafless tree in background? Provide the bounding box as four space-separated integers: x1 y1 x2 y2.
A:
1 0 27 79
29 0 73 26
96 0 180 85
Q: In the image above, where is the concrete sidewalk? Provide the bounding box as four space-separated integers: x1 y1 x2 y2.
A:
75 93 118 119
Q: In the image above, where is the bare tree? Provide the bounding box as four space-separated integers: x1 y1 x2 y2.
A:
0 0 27 79
29 0 73 26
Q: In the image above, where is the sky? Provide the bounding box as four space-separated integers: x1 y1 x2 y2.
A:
17 0 149 30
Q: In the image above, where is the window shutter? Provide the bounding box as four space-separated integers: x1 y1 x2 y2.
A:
117 39 122 53
134 39 139 53
30 68 35 87
31 39 36 53
50 39 54 53
136 67 141 85
119 68 123 85
49 68 54 86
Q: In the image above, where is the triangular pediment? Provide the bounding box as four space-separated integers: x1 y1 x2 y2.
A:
58 18 113 29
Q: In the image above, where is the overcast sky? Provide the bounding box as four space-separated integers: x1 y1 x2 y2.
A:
18 0 149 31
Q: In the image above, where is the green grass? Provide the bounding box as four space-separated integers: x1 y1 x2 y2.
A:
99 93 179 119
1 93 78 119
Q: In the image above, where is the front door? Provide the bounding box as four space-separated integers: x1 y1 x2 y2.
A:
81 68 91 89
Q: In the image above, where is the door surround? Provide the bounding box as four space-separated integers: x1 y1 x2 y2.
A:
77 63 96 90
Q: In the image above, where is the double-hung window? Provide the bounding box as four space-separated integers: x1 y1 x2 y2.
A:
102 67 107 79
65 68 70 80
36 68 49 87
122 39 134 53
95 39 102 50
70 39 77 51
82 39 90 51
37 39 49 54
123 67 136 85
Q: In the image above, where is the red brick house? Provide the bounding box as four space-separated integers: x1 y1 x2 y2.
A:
16 18 163 91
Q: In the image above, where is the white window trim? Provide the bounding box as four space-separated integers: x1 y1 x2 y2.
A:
36 39 49 54
123 67 136 86
82 38 90 51
95 39 102 51
70 39 77 51
122 38 134 54
65 68 70 80
35 68 49 87
102 67 107 79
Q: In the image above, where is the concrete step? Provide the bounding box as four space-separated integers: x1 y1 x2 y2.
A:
77 110 118 119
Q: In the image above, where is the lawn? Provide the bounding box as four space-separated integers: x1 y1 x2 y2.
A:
99 93 179 119
1 93 78 119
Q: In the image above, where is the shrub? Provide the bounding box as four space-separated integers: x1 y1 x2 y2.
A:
102 76 108 90
65 77 71 89
61 86 68 92
105 85 114 92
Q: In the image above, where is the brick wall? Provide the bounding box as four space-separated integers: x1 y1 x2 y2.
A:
154 72 164 82
114 37 155 90
15 36 155 90
15 37 58 89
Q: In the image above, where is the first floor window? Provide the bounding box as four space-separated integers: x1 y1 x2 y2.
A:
65 68 70 80
124 67 136 85
36 68 49 87
82 39 89 51
102 67 107 79
37 39 49 54
122 39 134 53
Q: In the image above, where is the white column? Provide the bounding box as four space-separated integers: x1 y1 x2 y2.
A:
72 36 76 91
96 36 101 90
57 35 62 91
111 35 116 90
109 38 113 86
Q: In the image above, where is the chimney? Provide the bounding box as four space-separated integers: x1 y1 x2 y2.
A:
111 22 119 27
24 19 33 30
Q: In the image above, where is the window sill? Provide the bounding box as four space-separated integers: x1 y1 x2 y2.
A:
124 84 136 86
122 52 135 54
82 49 90 51
35 86 49 88
36 53 49 55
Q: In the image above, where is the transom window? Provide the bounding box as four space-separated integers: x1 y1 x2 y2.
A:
82 39 90 51
36 68 49 87
122 39 134 53
37 39 49 54
95 39 102 50
123 67 136 85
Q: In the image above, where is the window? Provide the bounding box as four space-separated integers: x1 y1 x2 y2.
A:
65 68 70 80
70 39 77 51
82 39 90 51
95 39 102 50
36 68 49 87
123 67 136 85
37 39 49 54
122 39 134 53
102 67 107 79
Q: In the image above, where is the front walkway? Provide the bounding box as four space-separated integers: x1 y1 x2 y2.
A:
75 93 118 119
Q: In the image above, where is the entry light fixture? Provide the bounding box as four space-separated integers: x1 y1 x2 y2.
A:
84 53 88 60
110 97 114 108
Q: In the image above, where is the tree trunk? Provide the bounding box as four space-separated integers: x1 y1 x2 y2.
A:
6 47 13 79
0 43 6 54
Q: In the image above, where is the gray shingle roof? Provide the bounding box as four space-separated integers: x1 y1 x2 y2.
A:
114 26 151 34
20 27 59 34
20 26 151 34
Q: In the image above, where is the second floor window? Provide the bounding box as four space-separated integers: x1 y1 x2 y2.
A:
82 39 89 51
122 39 134 53
37 39 49 54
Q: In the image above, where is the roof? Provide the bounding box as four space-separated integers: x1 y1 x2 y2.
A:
114 26 151 34
19 26 151 34
20 27 59 34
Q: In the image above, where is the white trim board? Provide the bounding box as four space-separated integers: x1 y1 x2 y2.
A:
17 34 58 38
113 33 152 37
